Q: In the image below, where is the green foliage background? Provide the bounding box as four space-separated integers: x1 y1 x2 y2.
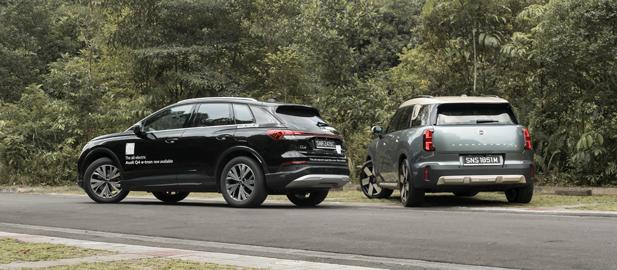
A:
1 0 616 186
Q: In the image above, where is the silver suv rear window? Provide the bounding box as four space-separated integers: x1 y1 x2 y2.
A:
436 103 517 125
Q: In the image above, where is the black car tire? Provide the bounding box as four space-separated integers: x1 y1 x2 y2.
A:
505 184 534 203
360 161 394 199
286 190 329 207
83 157 129 203
153 191 190 203
453 191 479 197
400 159 424 207
220 156 268 208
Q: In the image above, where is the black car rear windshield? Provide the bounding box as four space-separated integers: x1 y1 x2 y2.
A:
275 105 329 132
436 103 517 125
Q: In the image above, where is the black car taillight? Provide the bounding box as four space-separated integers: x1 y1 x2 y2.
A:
523 128 532 150
266 129 305 140
423 129 435 151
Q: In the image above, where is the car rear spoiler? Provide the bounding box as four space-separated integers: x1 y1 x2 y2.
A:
275 105 321 117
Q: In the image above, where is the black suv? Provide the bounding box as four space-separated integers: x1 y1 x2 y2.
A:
77 97 349 207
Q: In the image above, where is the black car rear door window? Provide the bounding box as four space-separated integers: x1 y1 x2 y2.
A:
233 104 255 124
193 103 234 127
144 104 194 131
251 106 279 125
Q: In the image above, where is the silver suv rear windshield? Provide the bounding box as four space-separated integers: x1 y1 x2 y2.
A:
436 103 517 125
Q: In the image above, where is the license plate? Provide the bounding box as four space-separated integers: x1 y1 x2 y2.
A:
462 155 502 166
314 139 338 149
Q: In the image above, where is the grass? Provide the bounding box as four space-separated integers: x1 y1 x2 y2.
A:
3 184 617 211
0 238 110 264
35 258 260 270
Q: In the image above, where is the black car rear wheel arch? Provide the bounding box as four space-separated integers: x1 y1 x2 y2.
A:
215 149 267 191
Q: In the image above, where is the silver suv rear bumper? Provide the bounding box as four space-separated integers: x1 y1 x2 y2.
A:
285 174 350 189
437 175 527 186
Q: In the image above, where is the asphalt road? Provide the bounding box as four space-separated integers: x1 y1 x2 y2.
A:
0 193 615 270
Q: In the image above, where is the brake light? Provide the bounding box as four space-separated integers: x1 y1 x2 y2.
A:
266 129 305 140
423 129 435 151
523 128 532 150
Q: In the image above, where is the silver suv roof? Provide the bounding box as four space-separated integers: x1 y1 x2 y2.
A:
399 96 509 108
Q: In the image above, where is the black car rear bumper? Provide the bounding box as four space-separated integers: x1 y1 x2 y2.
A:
265 165 350 194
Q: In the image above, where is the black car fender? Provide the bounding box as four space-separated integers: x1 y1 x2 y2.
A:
79 147 123 180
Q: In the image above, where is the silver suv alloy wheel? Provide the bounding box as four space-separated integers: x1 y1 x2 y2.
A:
90 164 122 199
361 163 382 196
400 162 410 203
225 163 256 201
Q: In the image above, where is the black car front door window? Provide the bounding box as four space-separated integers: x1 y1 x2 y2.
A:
144 105 193 131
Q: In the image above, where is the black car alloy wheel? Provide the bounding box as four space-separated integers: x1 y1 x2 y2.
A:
84 157 129 203
220 156 267 208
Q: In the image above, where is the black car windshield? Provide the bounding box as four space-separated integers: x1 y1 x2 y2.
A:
436 103 517 125
275 105 332 132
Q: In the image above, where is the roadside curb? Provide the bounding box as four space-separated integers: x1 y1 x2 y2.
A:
0 231 379 270
0 227 515 270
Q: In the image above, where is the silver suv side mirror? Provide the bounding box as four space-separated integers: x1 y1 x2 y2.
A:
371 126 383 138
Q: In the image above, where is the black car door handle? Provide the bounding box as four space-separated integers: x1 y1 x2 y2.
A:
216 134 233 141
164 138 179 144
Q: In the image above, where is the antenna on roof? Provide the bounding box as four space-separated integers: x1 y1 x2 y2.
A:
267 98 277 103
461 94 468 97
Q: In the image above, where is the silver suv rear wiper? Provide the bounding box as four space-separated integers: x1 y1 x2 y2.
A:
476 119 499 124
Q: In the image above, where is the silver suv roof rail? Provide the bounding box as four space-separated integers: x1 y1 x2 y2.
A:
416 95 434 98
179 97 258 103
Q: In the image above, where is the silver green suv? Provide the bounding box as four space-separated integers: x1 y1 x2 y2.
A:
361 96 534 207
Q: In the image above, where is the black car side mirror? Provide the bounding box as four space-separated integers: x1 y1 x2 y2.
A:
371 126 383 138
133 123 157 140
